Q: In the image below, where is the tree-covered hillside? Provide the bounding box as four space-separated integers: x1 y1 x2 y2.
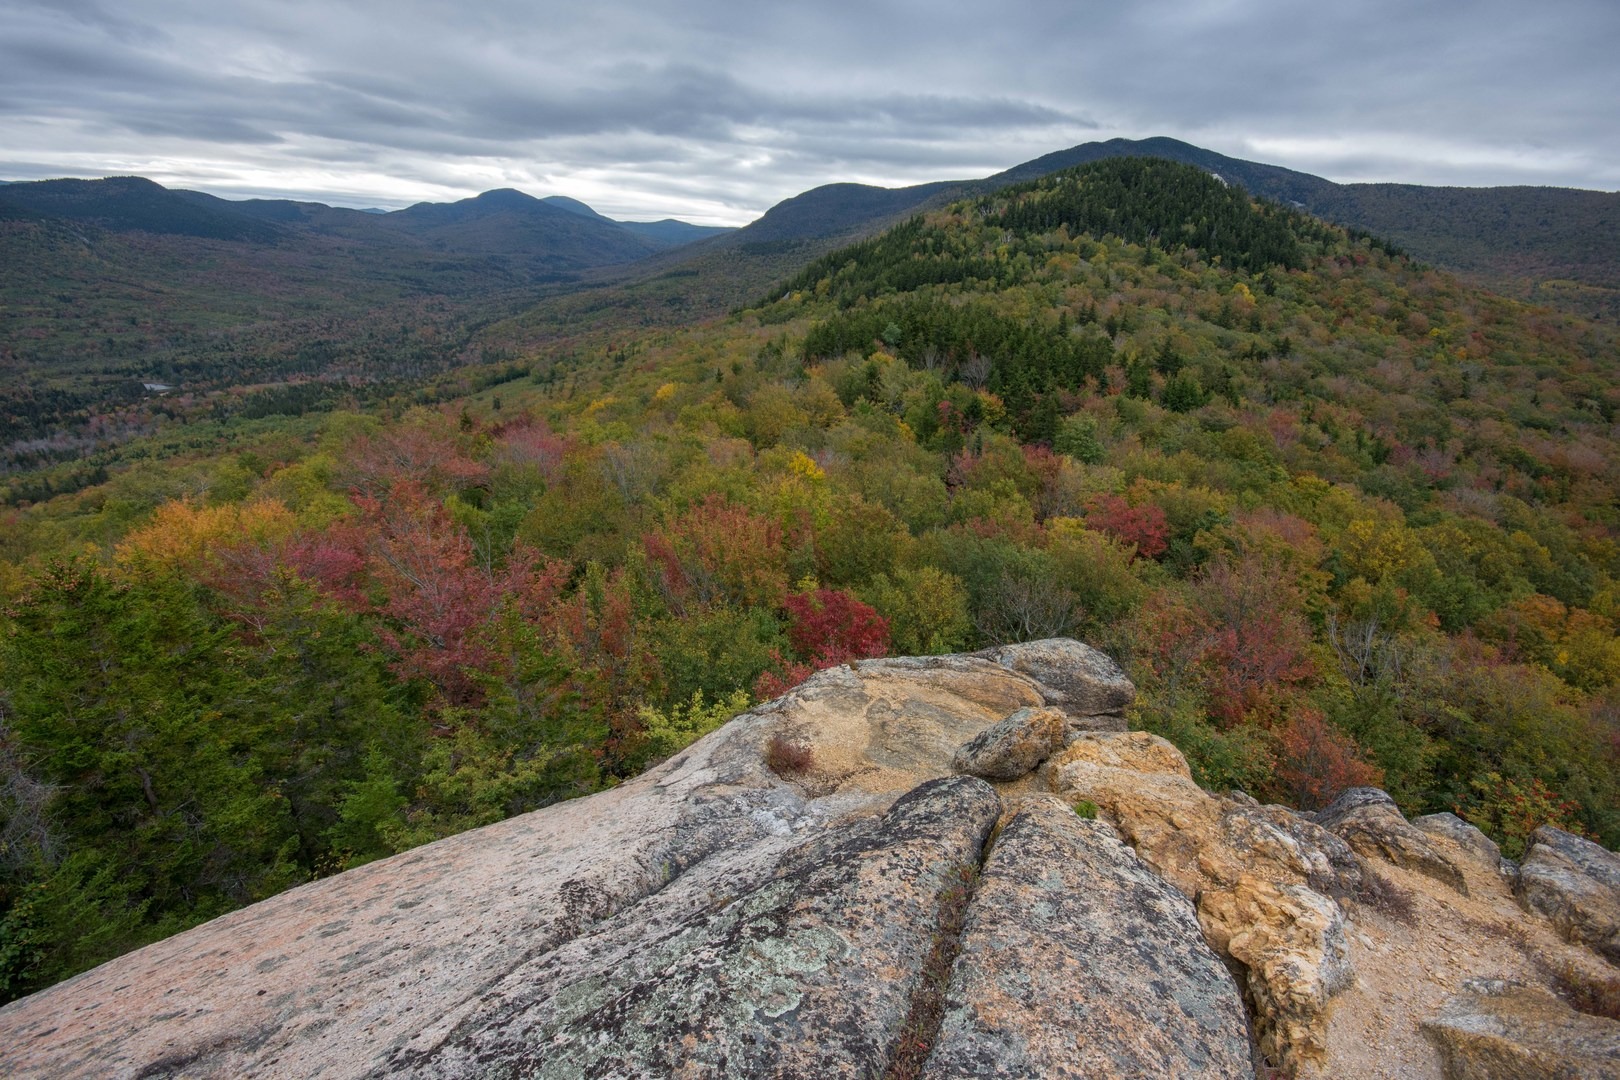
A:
3 158 1617 1003
0 179 726 486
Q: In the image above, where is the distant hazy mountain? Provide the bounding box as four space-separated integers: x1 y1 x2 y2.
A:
0 178 730 271
540 193 731 247
0 176 286 243
736 180 966 245
0 177 734 451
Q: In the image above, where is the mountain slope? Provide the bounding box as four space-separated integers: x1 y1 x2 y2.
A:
540 192 732 247
733 179 966 244
994 137 1620 317
0 178 729 464
477 135 1617 373
383 188 662 264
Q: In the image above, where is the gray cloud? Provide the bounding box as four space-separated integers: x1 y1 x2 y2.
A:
1 0 1615 224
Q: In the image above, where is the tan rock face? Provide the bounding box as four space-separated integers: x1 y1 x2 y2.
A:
1316 787 1467 895
1516 825 1620 963
975 638 1135 718
1201 877 1353 1067
1043 730 1360 1073
1413 813 1504 877
950 705 1067 781
3 639 1617 1080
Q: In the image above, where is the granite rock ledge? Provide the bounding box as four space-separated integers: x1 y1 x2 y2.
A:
2 640 1616 1079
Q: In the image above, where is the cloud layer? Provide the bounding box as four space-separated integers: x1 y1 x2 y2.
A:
3 0 1615 224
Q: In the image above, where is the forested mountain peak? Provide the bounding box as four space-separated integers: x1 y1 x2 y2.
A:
393 186 557 222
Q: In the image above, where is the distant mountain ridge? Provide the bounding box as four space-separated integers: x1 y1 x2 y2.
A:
0 177 730 268
8 140 1614 317
538 193 731 247
710 137 1619 318
0 176 287 243
4 137 1616 463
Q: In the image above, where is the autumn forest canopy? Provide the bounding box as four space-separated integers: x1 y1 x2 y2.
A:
2 157 1618 1002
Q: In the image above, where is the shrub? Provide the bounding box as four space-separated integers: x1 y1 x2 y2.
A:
765 733 814 776
784 587 890 667
1275 708 1383 810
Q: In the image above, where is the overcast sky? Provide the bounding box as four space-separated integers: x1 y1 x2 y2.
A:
2 0 1615 225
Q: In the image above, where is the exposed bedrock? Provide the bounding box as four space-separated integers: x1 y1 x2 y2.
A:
3 639 1617 1080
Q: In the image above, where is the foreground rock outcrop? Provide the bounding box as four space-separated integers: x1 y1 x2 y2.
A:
2 639 1617 1079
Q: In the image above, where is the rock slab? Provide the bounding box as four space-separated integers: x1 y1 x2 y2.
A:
975 638 1135 717
1421 979 1620 1080
922 797 1254 1079
1413 812 1506 876
1316 787 1467 894
1516 825 1620 963
392 775 1003 1079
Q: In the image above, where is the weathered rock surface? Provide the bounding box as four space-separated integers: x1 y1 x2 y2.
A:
1042 730 1359 1072
1414 813 1506 876
1516 825 1620 962
1421 979 1620 1080
3 639 1617 1080
923 797 1254 1078
975 637 1134 719
1317 787 1468 894
950 705 1067 780
0 702 824 1079
395 775 1002 1078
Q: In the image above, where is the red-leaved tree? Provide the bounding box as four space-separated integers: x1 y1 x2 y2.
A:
642 495 788 615
1196 553 1317 726
1085 494 1169 560
1275 708 1382 809
359 483 567 708
756 588 890 699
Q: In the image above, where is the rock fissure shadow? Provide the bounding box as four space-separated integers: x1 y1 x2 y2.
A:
883 843 993 1080
1217 950 1273 1077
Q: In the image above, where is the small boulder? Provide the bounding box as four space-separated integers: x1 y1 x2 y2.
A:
1316 787 1467 894
952 706 1067 781
922 798 1253 1079
975 638 1134 717
1516 826 1620 963
1421 979 1620 1080
1222 805 1364 897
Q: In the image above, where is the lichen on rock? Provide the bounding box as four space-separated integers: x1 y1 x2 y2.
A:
923 797 1254 1078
